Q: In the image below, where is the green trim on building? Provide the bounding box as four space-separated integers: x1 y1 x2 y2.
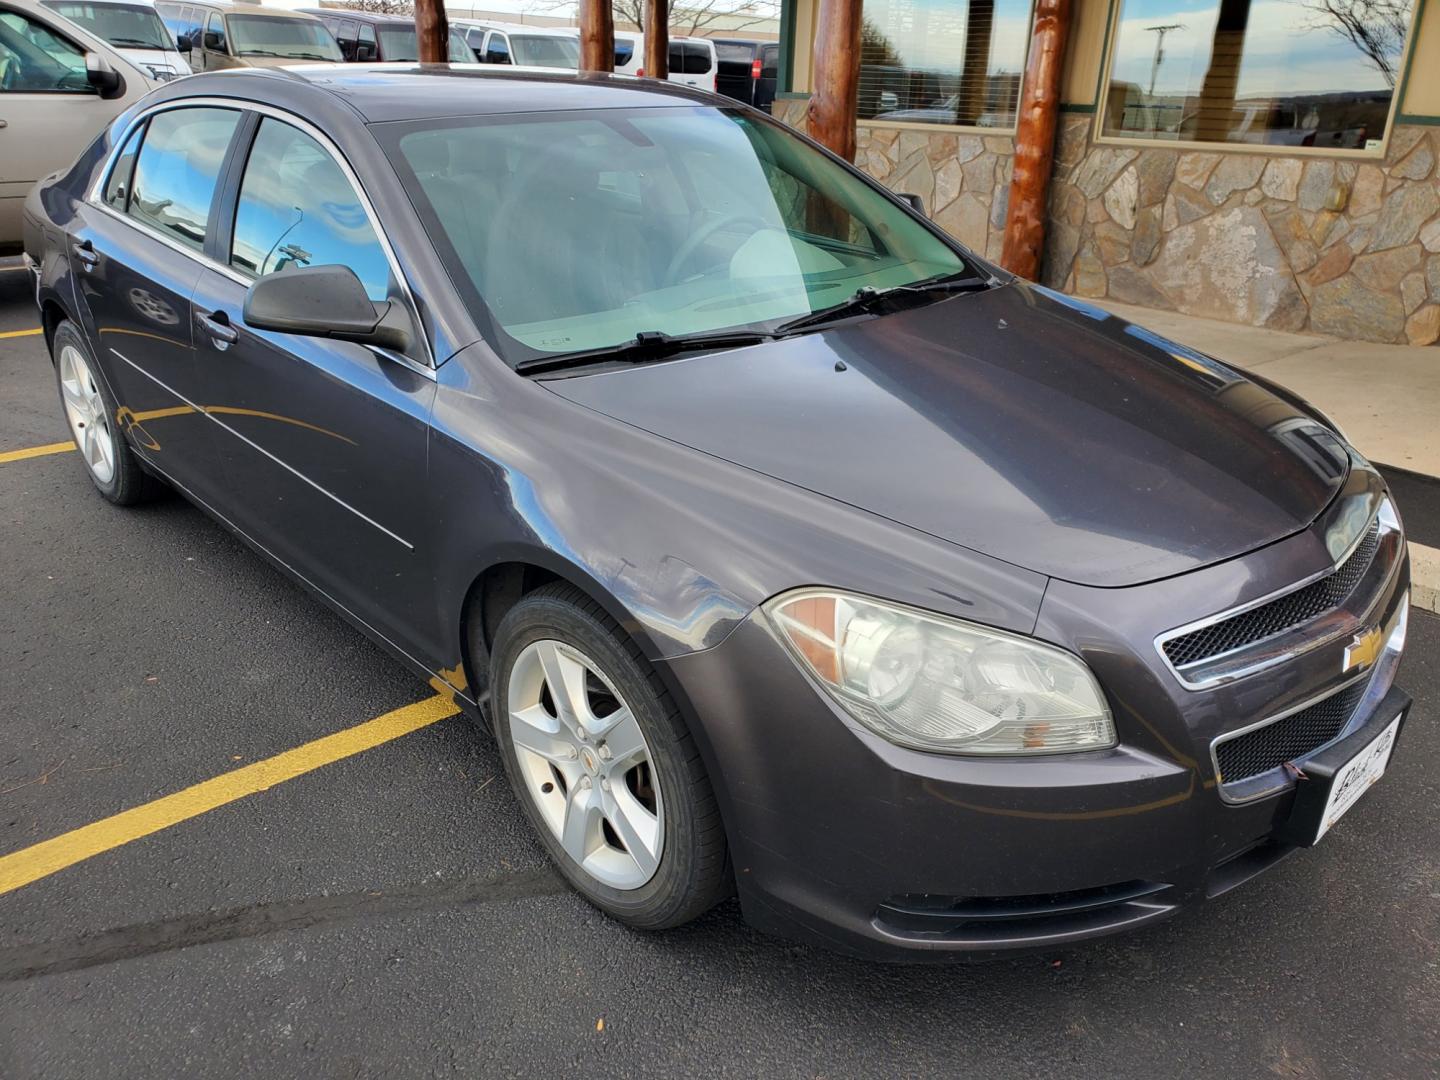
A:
1060 103 1097 114
775 91 811 100
1396 113 1440 125
778 0 797 94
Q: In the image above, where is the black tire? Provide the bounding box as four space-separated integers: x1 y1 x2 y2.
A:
51 319 166 506
488 582 731 929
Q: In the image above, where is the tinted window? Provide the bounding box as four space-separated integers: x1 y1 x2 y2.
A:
205 11 224 51
714 42 755 62
760 45 777 79
104 121 146 210
127 107 240 249
227 14 340 60
0 10 90 92
683 43 710 74
230 118 391 301
42 2 172 50
334 18 357 59
484 31 508 63
182 5 203 47
358 22 374 52
613 40 633 66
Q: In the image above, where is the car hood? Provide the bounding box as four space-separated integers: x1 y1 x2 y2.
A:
542 282 1349 587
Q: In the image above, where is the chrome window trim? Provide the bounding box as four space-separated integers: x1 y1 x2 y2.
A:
110 347 415 549
1153 497 1399 691
85 95 435 371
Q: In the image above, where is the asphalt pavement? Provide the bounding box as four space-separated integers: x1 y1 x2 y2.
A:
1 264 1437 1079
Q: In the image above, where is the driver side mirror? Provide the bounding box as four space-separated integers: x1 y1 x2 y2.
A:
85 52 123 98
243 265 411 352
896 192 926 217
175 33 192 50
203 30 223 51
355 43 375 61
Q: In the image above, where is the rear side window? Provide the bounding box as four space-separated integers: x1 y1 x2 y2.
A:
613 40 632 66
103 121 146 210
229 118 391 301
126 107 240 250
714 42 754 62
335 18 357 59
760 45 777 79
684 43 711 75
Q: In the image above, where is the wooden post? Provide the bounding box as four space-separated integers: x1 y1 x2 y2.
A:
1195 0 1250 143
414 0 449 63
579 0 615 73
954 0 994 126
644 0 669 79
999 0 1073 279
807 0 862 161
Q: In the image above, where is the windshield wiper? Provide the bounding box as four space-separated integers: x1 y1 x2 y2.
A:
515 329 773 376
774 273 995 335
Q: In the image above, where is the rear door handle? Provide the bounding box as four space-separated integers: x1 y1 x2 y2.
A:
72 239 99 268
198 309 238 345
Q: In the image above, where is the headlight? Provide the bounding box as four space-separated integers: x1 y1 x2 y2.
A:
764 589 1115 756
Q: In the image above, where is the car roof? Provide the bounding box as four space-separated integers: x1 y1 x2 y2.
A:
166 64 720 122
173 0 325 19
297 8 417 25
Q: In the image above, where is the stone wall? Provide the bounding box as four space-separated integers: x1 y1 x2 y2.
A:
769 96 1440 345
1043 117 1440 345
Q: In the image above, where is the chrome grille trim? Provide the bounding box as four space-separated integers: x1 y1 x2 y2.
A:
1155 498 1401 690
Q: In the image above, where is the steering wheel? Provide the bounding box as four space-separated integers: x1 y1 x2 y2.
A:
664 212 770 285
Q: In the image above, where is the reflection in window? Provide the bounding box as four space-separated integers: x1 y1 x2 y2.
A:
1101 0 1416 150
230 118 391 301
127 107 240 250
858 0 1033 127
104 122 146 210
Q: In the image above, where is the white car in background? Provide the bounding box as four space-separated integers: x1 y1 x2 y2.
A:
457 20 579 70
0 0 156 251
610 29 715 90
41 0 187 80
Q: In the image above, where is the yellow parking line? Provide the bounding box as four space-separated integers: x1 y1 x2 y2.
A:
0 694 461 896
0 327 42 339
0 441 74 464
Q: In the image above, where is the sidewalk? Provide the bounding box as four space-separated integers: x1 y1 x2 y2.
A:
1097 300 1440 614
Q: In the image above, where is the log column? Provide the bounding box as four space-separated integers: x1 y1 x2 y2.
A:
644 0 669 79
807 0 863 161
999 0 1073 279
580 0 616 72
414 0 450 63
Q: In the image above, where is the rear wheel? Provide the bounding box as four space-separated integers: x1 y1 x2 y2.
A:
51 320 165 505
489 583 730 928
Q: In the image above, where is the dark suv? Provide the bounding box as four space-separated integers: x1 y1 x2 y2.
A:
297 9 470 63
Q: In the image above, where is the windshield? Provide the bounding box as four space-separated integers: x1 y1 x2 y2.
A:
42 1 169 49
510 34 578 68
228 15 340 60
385 107 968 365
374 25 471 61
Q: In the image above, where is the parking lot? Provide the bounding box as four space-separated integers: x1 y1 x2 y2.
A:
0 261 1437 1079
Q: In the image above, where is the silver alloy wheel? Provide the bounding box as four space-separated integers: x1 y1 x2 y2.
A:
507 639 664 890
58 344 116 485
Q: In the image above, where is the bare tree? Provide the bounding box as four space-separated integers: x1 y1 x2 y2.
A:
328 0 416 14
1294 0 1413 86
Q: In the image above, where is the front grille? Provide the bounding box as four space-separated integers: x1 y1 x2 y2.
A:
1163 520 1381 670
1215 679 1368 784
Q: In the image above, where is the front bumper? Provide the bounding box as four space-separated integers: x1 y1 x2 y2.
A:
662 543 1412 963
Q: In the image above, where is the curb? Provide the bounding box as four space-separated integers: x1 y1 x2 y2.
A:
1412 542 1440 616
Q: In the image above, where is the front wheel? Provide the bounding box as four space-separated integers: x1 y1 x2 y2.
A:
489 583 730 928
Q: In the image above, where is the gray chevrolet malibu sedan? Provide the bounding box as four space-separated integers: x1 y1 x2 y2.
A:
23 66 1412 960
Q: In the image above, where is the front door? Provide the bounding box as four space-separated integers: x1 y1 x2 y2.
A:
190 114 437 660
71 104 243 502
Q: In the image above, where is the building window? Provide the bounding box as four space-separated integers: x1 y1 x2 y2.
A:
1100 0 1418 152
858 0 1034 128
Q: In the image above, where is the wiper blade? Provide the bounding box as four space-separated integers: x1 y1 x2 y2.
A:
515 329 773 376
774 273 994 335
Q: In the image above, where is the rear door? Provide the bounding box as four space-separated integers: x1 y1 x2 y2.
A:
69 104 242 501
755 44 778 112
189 112 437 657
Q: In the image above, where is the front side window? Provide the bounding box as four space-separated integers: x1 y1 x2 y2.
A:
41 2 171 51
229 118 391 301
384 107 967 364
614 39 633 66
859 0 1032 128
1101 0 1416 151
0 11 90 93
226 15 340 61
205 11 225 52
484 31 509 64
334 18 357 59
127 106 241 249
510 34 578 68
104 120 146 209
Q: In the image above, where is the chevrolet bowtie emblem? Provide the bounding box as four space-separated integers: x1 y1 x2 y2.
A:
1342 627 1383 674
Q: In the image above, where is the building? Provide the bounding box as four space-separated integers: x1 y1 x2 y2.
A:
772 0 1440 345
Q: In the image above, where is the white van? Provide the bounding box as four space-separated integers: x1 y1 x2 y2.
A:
610 30 715 91
41 0 188 79
462 21 580 70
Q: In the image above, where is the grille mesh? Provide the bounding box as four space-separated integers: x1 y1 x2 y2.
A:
1215 680 1368 784
1163 521 1382 670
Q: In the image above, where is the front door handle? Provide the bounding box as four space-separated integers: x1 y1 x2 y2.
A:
72 239 99 268
198 309 238 345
